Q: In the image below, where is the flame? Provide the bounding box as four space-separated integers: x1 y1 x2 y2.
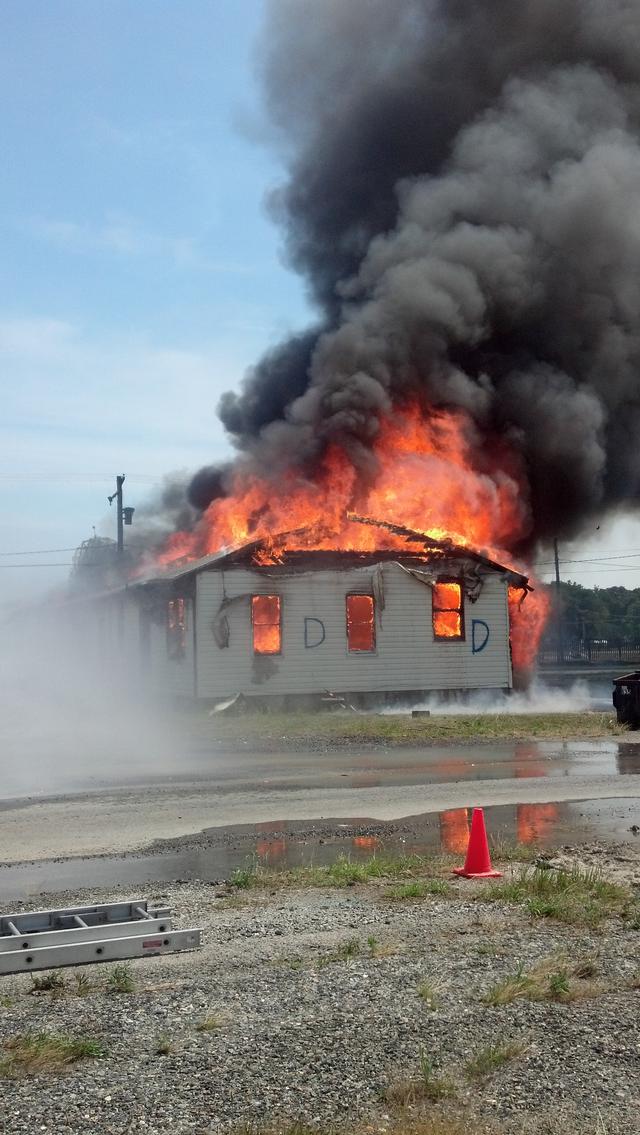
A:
432 581 463 639
251 595 281 654
153 401 549 671
158 403 528 563
346 594 375 651
508 586 551 674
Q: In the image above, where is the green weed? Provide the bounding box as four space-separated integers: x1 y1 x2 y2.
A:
30 971 65 995
319 937 361 966
196 1016 221 1032
464 1040 525 1080
385 879 451 901
417 979 442 1011
485 957 599 1006
480 866 631 927
0 1032 104 1076
73 972 91 997
385 1049 455 1105
107 963 135 994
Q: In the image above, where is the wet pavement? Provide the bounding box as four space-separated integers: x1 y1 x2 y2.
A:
2 734 640 903
1 795 639 904
5 736 640 801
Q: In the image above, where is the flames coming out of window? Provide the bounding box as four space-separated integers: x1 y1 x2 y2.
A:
346 594 375 652
432 581 463 640
167 597 186 659
252 595 282 654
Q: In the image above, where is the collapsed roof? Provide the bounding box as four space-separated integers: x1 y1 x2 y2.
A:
134 514 531 592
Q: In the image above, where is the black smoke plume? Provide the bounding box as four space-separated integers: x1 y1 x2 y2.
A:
208 0 640 551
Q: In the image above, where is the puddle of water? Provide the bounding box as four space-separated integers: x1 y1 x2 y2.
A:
2 797 640 905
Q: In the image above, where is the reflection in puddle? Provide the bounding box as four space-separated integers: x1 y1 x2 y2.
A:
516 802 561 844
3 796 640 905
439 808 470 855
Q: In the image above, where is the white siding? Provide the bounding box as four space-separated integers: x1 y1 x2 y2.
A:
146 597 196 697
195 563 512 699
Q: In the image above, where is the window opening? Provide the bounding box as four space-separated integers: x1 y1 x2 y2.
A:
346 594 375 652
252 595 282 654
432 580 464 640
167 597 186 659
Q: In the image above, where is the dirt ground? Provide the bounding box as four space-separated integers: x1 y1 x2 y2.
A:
1 845 640 1134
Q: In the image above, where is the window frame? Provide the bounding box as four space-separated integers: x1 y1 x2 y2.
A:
346 592 376 653
251 594 282 656
431 578 465 642
166 596 187 660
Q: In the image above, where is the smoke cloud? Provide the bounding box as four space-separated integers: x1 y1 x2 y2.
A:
207 0 640 550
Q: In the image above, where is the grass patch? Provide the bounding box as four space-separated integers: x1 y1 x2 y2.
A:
417 978 442 1011
319 937 361 966
385 878 452 901
154 1036 174 1056
196 1016 222 1032
465 1041 525 1081
229 865 257 890
489 837 543 864
73 972 91 997
0 1032 104 1077
479 865 631 927
202 710 622 748
385 1049 455 1105
229 851 442 891
30 971 65 995
107 963 135 994
485 957 601 1006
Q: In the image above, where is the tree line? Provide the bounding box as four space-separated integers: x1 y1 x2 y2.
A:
548 581 640 644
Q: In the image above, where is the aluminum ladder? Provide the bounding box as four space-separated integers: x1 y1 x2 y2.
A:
0 900 202 975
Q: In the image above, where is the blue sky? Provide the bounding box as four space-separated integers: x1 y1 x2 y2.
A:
0 0 311 600
1 0 639 600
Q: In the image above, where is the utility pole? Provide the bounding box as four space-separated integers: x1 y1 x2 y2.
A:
553 537 564 665
108 474 135 556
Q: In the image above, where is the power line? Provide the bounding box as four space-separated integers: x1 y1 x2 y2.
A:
0 542 148 557
540 565 640 576
0 562 118 568
0 547 77 556
537 549 640 565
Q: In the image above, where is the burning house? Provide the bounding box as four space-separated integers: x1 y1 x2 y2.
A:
122 515 532 705
85 2 640 678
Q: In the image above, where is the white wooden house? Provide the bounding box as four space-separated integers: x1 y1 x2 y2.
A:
121 521 530 705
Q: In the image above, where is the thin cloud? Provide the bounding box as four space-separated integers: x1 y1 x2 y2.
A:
26 213 253 274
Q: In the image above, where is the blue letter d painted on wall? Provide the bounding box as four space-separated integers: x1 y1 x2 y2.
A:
472 619 490 654
304 617 326 648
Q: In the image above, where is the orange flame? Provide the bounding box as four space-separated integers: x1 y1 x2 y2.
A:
509 586 551 674
251 595 281 655
432 581 463 639
153 401 549 671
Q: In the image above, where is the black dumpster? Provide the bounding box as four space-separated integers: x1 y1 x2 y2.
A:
612 672 640 727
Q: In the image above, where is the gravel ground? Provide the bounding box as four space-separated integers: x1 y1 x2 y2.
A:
1 850 640 1134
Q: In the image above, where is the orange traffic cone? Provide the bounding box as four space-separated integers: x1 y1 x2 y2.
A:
453 807 502 878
